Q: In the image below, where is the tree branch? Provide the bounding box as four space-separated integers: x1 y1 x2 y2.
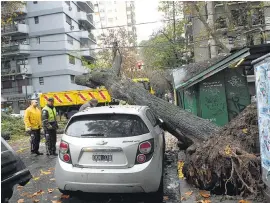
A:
193 3 230 53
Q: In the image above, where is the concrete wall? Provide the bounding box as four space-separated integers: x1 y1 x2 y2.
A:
32 74 87 93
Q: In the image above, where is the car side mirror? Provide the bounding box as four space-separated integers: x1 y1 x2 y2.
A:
157 118 164 127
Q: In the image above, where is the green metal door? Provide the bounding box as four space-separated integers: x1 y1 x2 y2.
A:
183 86 198 116
199 72 229 126
224 68 251 121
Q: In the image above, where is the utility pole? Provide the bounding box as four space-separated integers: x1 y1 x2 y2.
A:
24 57 28 102
173 1 176 44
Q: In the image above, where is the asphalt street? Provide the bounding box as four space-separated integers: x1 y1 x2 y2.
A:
9 135 180 203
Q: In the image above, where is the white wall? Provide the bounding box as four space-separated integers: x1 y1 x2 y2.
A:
32 74 87 93
29 54 85 73
28 13 65 33
27 1 63 12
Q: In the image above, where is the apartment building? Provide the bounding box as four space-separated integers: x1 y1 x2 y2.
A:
1 1 96 113
184 1 270 62
93 1 137 46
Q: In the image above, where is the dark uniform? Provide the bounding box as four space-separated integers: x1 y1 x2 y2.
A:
42 104 58 155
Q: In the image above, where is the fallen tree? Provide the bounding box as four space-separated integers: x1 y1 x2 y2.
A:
75 47 263 198
183 103 263 198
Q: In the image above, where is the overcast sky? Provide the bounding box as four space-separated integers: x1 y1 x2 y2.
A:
135 0 163 43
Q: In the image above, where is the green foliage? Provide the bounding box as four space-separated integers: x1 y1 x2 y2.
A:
1 113 25 139
1 1 25 25
140 2 192 69
85 28 138 77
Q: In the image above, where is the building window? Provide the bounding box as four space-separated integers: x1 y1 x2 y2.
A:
66 15 72 25
70 75 75 83
38 57 42 64
34 16 39 24
36 37 40 44
39 77 44 85
69 55 75 64
67 35 73 45
33 1 38 4
108 18 113 23
65 1 70 6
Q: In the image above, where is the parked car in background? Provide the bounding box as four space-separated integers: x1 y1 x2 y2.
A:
55 105 165 202
1 138 32 202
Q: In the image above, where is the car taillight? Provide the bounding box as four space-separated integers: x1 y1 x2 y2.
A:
63 154 71 162
60 141 68 153
139 141 151 154
137 154 146 163
135 138 154 165
59 140 71 164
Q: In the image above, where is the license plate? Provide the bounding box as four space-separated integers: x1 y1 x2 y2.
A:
92 154 113 162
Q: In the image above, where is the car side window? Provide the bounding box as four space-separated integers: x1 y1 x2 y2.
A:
146 109 157 127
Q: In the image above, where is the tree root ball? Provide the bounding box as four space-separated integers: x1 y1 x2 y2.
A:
183 103 264 198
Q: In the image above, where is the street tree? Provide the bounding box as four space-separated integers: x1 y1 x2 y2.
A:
184 1 269 53
75 42 263 198
89 27 140 78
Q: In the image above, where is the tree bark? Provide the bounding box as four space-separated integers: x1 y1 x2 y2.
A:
75 69 220 146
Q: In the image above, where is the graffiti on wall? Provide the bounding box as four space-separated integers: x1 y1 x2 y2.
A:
202 81 226 117
227 95 247 118
228 76 245 87
255 61 270 173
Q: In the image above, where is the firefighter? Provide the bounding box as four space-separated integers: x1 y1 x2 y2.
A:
24 100 43 155
42 97 58 156
79 98 98 111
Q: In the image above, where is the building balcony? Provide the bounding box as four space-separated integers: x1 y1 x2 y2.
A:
78 13 95 29
1 85 33 96
1 23 29 36
1 44 30 57
15 4 27 14
88 32 96 43
77 1 94 13
1 64 31 76
81 48 96 60
80 31 96 44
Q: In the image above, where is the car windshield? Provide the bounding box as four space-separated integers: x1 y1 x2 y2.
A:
65 114 149 137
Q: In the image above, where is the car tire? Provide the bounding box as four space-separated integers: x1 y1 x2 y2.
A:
59 189 73 196
1 188 13 203
146 177 164 203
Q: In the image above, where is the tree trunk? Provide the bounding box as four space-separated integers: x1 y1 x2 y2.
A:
75 70 220 146
75 52 262 198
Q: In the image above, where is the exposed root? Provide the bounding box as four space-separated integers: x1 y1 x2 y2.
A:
183 103 264 198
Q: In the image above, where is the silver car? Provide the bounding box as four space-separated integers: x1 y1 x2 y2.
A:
55 105 165 201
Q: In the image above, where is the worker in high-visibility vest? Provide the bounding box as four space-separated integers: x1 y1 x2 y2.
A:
24 100 43 155
42 97 58 156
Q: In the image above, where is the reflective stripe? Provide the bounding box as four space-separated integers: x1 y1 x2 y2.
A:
54 94 62 103
99 91 106 100
88 92 95 99
64 94 73 102
78 93 87 101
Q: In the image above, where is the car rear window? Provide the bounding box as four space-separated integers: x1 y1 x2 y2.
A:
65 114 149 137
